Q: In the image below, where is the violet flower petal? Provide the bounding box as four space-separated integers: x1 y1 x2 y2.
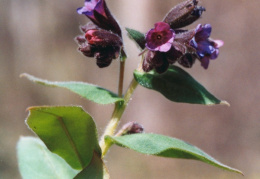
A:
195 24 211 41
77 0 99 14
200 56 210 69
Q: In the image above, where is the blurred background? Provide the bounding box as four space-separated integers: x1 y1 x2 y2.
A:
1 0 260 178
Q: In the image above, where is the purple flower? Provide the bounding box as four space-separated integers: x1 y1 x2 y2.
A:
190 24 224 69
145 22 175 52
77 0 122 37
143 22 197 73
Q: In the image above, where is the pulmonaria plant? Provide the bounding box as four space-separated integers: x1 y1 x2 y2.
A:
17 0 243 178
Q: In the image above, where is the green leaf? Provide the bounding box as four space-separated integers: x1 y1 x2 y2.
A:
106 134 243 175
134 66 228 105
26 106 101 170
74 152 110 179
17 137 79 179
126 28 146 49
21 73 124 105
120 48 127 62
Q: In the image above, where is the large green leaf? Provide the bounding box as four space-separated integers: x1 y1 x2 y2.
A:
21 73 123 105
74 152 110 179
26 106 101 170
134 66 228 105
17 137 79 179
106 134 243 175
126 28 146 49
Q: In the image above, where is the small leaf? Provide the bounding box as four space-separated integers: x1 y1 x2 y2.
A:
134 65 227 105
21 73 123 105
126 28 146 49
17 137 79 179
120 48 127 62
106 134 243 175
74 152 110 179
26 106 101 170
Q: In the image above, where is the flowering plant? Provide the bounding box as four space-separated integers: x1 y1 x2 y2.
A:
17 0 242 178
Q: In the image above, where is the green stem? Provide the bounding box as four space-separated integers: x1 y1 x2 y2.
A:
99 78 138 158
118 60 125 97
118 48 127 97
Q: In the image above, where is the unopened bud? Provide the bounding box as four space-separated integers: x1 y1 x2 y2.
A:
178 53 197 68
85 29 122 47
116 122 144 136
80 22 98 33
95 52 113 68
75 35 86 45
75 27 122 68
78 44 95 57
163 0 205 29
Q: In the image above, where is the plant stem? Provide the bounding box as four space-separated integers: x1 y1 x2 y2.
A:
99 78 138 158
118 60 125 97
118 48 127 97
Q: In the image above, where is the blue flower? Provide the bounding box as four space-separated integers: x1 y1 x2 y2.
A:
190 24 224 69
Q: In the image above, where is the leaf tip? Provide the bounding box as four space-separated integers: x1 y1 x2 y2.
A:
20 73 28 78
220 100 230 107
26 107 32 111
26 106 38 112
234 169 244 176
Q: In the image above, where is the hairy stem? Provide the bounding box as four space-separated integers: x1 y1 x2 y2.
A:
99 78 138 158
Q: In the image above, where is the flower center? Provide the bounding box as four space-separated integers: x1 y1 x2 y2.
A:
157 35 162 40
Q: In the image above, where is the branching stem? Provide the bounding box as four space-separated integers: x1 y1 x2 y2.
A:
99 78 138 158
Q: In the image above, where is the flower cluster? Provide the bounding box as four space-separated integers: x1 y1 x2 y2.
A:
143 0 224 73
76 0 123 68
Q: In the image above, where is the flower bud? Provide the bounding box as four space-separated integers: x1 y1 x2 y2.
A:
85 29 122 47
178 53 197 68
95 52 113 68
75 35 87 45
163 0 205 29
80 22 98 33
78 43 96 57
143 51 168 73
75 28 122 68
116 122 144 136
142 50 155 72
